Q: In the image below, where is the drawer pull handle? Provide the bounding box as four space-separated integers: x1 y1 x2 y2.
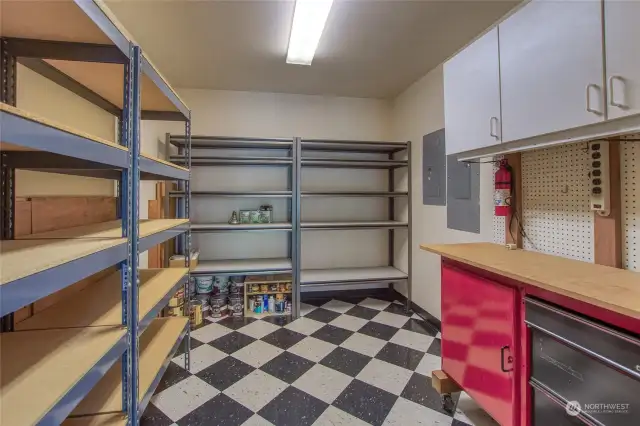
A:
501 345 514 372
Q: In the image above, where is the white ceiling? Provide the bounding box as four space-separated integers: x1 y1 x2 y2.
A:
106 0 519 99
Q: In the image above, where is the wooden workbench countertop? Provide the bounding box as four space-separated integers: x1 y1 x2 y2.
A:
421 243 640 320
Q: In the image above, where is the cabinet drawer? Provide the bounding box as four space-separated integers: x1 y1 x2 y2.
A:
531 383 589 426
526 298 640 426
525 298 640 378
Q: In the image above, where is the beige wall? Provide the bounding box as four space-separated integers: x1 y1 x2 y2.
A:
391 65 495 319
15 64 116 197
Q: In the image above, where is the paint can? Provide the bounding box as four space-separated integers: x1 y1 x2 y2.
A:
195 293 211 308
210 294 228 318
195 276 214 294
190 300 203 327
228 296 243 317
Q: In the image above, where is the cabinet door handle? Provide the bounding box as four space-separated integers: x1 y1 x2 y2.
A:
609 75 626 109
586 83 603 115
489 116 500 140
500 345 514 372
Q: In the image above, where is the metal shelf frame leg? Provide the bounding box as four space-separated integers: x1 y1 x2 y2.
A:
292 137 302 318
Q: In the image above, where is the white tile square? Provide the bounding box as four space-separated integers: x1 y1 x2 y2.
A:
454 392 500 426
358 297 392 311
172 344 226 374
242 414 275 426
390 329 435 352
293 364 353 404
285 317 325 335
356 358 413 396
231 340 283 368
372 311 410 328
300 303 317 317
321 299 355 313
383 397 453 426
190 323 231 343
411 313 422 320
151 375 219 421
287 336 337 362
224 370 288 412
329 314 368 332
340 332 386 357
436 331 442 339
415 353 442 377
312 406 370 426
236 319 280 339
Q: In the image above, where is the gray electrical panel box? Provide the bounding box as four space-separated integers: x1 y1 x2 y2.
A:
422 129 446 206
447 155 480 233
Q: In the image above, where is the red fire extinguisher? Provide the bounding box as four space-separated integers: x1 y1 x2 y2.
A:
494 159 512 216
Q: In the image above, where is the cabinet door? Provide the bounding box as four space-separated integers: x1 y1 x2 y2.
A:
441 265 517 426
444 27 501 155
605 0 640 119
500 0 605 142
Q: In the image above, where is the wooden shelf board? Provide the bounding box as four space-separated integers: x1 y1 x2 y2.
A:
0 325 126 426
245 311 289 319
70 317 189 416
63 413 127 426
15 268 188 330
246 291 292 296
17 219 189 240
141 152 188 172
0 237 124 285
0 103 125 151
421 242 640 320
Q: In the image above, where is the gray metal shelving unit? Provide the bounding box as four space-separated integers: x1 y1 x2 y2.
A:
168 135 299 312
299 138 412 312
0 1 191 425
172 136 412 317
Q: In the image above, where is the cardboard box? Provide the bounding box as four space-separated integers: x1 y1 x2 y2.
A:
170 250 199 270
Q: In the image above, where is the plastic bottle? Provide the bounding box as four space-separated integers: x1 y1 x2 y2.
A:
268 295 275 313
263 294 269 312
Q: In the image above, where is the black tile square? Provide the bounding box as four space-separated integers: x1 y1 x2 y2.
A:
358 321 399 341
261 327 306 350
260 351 315 384
452 419 473 426
260 315 294 327
345 305 379 320
304 307 341 323
196 356 255 391
210 331 256 354
320 347 371 377
332 379 397 426
217 316 258 330
154 361 191 395
401 373 459 417
402 318 439 337
384 302 412 317
333 295 367 305
302 297 333 307
258 386 328 426
427 338 442 357
311 324 354 345
141 402 174 426
375 342 425 371
177 393 253 426
174 336 204 357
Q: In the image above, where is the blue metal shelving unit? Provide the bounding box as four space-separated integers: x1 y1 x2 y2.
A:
0 1 192 425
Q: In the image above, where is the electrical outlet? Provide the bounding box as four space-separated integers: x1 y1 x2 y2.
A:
589 141 610 216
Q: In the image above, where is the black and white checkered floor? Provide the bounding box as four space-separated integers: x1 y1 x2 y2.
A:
142 296 499 426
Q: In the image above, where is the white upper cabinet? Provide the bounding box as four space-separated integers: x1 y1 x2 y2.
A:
444 27 501 155
605 0 640 120
499 0 605 142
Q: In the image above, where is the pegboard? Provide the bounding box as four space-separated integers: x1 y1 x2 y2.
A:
492 157 506 245
521 143 594 262
622 140 639 272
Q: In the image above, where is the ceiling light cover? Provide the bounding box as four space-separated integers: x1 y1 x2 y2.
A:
286 0 334 66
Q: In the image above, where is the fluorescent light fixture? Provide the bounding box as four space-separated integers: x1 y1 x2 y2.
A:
286 0 334 65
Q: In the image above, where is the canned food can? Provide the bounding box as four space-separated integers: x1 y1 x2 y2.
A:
190 300 203 327
167 304 184 317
